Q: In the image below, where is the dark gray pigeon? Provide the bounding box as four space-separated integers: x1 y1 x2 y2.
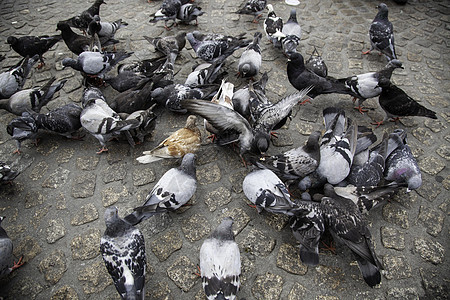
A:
0 161 20 183
149 0 183 29
100 206 146 300
56 22 91 55
264 4 285 49
384 129 422 192
338 59 403 113
235 0 267 23
0 216 24 278
238 32 262 79
200 217 241 300
109 77 156 114
281 9 301 55
243 169 297 215
7 112 39 154
0 77 67 116
61 0 106 33
104 71 149 93
120 104 157 145
184 61 226 87
232 72 268 119
373 80 437 127
124 153 197 226
363 3 397 61
144 32 186 59
305 46 328 78
0 55 39 99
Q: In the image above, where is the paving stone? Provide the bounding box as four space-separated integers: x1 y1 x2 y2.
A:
418 155 446 175
436 144 450 160
382 203 409 229
420 268 450 300
70 203 99 226
51 285 79 300
76 156 100 170
228 169 248 193
166 255 198 292
221 207 251 236
9 276 44 299
386 287 419 300
56 148 75 164
276 243 308 275
181 213 210 242
288 282 307 300
252 272 284 300
29 161 48 181
71 229 101 260
101 185 129 207
147 281 173 300
204 186 232 212
77 259 112 295
151 229 183 262
132 167 156 186
71 173 96 198
417 205 445 237
415 180 442 202
414 238 445 265
411 127 433 146
102 162 127 183
46 218 66 244
383 255 412 280
314 265 345 291
24 190 46 208
197 163 221 185
13 236 42 264
38 249 67 284
240 228 276 257
380 226 405 251
264 213 289 231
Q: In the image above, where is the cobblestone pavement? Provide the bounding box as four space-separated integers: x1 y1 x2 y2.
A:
0 0 448 299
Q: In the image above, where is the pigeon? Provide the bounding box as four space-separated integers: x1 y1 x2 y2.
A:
184 61 226 87
126 153 197 225
339 59 403 113
373 80 437 127
62 0 106 33
149 0 183 29
186 32 251 63
80 87 142 153
87 16 127 48
104 71 149 93
109 77 156 114
136 115 201 164
0 77 67 116
238 32 262 79
0 216 24 278
0 162 20 183
100 206 146 300
320 195 384 287
287 52 355 99
200 217 241 300
56 22 91 55
7 112 39 154
117 55 168 78
305 46 328 78
264 4 285 49
62 51 133 79
243 168 297 215
281 9 301 55
317 107 358 185
235 0 267 23
7 35 62 69
232 72 268 119
144 32 186 59
384 129 422 192
250 130 321 182
0 55 39 99
181 99 271 156
120 104 157 145
176 3 204 26
363 3 397 61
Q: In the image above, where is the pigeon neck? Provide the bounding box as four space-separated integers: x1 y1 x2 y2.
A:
0 99 10 110
105 219 132 237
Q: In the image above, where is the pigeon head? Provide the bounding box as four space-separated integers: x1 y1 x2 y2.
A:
253 131 270 154
179 153 196 178
82 87 105 107
266 4 274 13
6 36 18 46
185 115 198 131
305 131 321 153
104 206 119 227
376 3 389 19
210 217 235 241
387 59 403 69
61 58 78 70
56 22 71 32
287 52 305 67
186 33 200 51
406 173 422 192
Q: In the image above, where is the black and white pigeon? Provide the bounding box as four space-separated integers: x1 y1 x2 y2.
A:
321 194 384 287
317 107 358 185
250 130 321 182
56 22 91 55
232 72 268 119
0 77 67 116
87 16 127 47
235 0 267 23
238 32 262 79
281 9 301 55
0 55 39 99
125 153 197 226
243 168 297 215
62 0 106 33
80 87 142 153
200 217 241 300
373 80 437 127
7 112 39 154
264 4 285 49
149 0 198 29
0 216 24 278
0 162 20 183
384 129 422 192
339 59 403 113
186 32 251 63
7 35 62 69
100 206 146 300
62 51 133 79
287 52 355 99
305 46 328 78
117 55 168 78
120 104 157 145
363 3 397 61
176 3 204 26
184 61 226 87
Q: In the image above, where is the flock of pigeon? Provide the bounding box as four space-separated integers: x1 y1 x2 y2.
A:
0 0 438 299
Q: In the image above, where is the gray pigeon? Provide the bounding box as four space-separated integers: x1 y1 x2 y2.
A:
61 0 106 33
120 104 157 145
100 206 146 300
184 61 226 87
238 32 262 79
363 3 397 61
235 0 267 23
176 3 204 26
80 87 142 153
30 103 83 138
87 15 127 49
0 77 67 116
7 112 39 154
125 153 197 226
200 217 241 300
0 162 20 183
305 46 328 78
281 9 301 55
0 216 24 278
243 169 297 215
0 55 39 99
232 72 268 119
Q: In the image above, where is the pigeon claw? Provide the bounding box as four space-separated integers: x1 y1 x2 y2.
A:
371 121 384 128
299 98 311 105
96 146 109 154
354 105 368 114
362 50 371 55
11 256 24 271
193 265 201 277
320 240 336 254
12 149 21 155
270 131 279 138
